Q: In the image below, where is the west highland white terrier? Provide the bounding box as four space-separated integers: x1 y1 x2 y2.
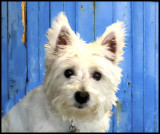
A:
2 12 126 132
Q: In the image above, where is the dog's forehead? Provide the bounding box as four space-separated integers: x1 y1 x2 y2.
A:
72 39 103 55
63 45 108 68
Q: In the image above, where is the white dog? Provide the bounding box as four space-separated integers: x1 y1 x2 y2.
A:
2 12 126 132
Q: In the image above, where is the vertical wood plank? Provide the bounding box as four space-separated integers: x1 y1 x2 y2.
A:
63 2 76 32
143 2 157 132
131 2 144 132
76 2 94 43
50 2 63 27
95 2 113 38
144 2 156 132
95 2 114 132
8 1 27 109
155 2 159 132
14 2 27 103
39 2 49 85
1 1 8 116
113 2 132 132
27 2 39 92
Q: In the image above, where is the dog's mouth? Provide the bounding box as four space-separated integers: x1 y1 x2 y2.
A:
74 103 87 109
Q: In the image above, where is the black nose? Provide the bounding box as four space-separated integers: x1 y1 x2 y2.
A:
74 91 89 104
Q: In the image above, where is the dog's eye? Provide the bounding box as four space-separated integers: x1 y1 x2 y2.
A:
92 71 101 81
64 69 74 78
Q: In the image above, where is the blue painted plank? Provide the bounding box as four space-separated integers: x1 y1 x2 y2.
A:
27 2 39 92
50 2 63 27
131 2 144 132
95 2 113 38
94 2 113 132
14 2 27 104
8 1 27 110
112 2 132 132
63 2 76 32
8 2 18 107
155 2 159 132
76 2 94 43
1 2 8 117
39 2 49 84
144 2 156 132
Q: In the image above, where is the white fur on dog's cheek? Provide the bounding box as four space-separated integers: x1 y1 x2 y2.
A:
90 81 115 112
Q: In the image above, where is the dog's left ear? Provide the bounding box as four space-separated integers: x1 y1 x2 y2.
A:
96 22 126 65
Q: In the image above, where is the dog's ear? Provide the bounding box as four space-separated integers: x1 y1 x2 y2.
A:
96 22 126 65
46 12 76 53
56 26 70 46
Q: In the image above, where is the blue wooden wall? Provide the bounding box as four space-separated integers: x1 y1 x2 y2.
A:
1 1 159 132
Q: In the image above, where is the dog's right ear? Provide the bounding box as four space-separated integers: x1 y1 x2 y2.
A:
46 12 76 53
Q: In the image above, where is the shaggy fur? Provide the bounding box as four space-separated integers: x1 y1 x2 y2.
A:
2 12 126 132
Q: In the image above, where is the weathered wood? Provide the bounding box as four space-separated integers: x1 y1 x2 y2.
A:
50 2 63 27
1 1 8 117
144 2 156 132
155 2 159 132
7 1 27 111
76 2 94 43
21 1 26 44
63 2 76 32
26 2 39 92
39 2 49 84
132 2 144 132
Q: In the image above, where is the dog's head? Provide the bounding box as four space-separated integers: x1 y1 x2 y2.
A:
44 12 126 121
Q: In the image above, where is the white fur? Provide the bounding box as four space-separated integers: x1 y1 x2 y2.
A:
2 12 126 132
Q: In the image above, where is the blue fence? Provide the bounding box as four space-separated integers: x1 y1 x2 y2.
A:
1 1 159 132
